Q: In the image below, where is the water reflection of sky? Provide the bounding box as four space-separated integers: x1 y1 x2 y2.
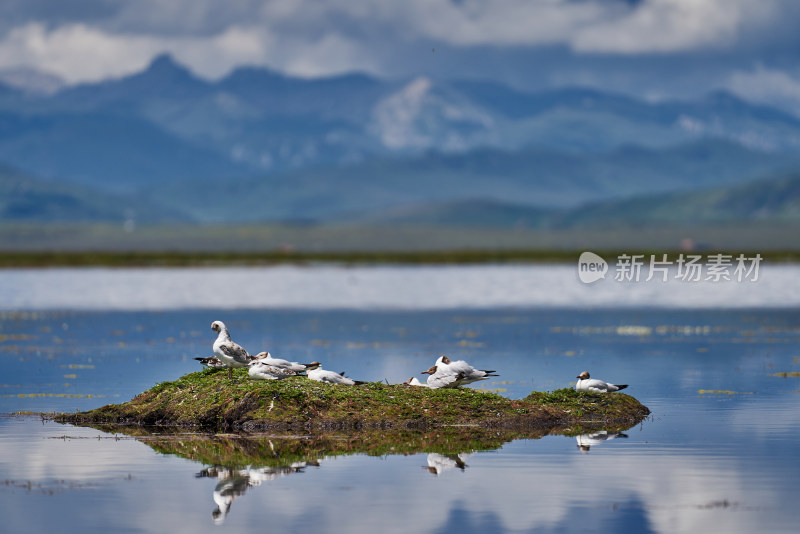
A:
2 264 800 310
1 266 799 533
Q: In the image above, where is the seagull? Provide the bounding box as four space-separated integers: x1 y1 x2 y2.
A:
211 320 251 378
575 371 628 393
420 365 462 389
194 356 226 369
248 360 301 381
403 377 429 387
435 355 498 386
251 352 321 372
307 367 365 385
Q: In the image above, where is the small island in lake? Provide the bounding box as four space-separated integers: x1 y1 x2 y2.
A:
55 368 650 434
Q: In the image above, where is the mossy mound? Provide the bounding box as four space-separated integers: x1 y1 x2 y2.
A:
55 368 650 433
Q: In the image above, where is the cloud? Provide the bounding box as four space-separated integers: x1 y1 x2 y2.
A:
726 66 800 116
0 0 796 84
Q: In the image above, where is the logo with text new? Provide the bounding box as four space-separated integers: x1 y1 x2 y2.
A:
578 252 608 284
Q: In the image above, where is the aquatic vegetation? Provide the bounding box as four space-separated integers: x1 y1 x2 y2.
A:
697 389 755 395
54 369 650 433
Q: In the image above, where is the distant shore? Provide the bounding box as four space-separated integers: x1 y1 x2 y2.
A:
1 248 798 268
2 221 799 267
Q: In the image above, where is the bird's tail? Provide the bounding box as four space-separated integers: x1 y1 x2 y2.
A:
482 370 499 376
616 384 629 390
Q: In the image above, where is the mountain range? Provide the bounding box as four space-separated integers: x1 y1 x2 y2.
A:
1 54 800 227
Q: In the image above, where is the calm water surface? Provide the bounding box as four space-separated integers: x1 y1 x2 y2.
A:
1 266 798 533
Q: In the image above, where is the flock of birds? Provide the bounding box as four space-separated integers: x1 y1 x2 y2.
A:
196 320 629 393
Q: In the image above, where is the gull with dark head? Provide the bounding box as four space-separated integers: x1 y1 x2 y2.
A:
420 365 461 389
431 355 498 386
211 320 251 378
575 371 628 393
403 376 429 387
307 366 365 385
251 352 320 372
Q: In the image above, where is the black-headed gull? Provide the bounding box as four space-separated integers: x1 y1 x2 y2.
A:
307 367 365 385
251 352 320 372
403 376 429 387
420 365 461 389
194 356 226 369
575 371 628 393
435 355 498 386
211 320 251 378
248 360 301 381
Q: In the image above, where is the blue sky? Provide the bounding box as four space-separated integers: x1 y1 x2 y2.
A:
0 0 799 113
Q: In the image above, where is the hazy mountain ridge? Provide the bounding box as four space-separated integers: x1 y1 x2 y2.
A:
0 164 186 223
1 55 800 226
351 170 800 228
0 54 799 186
145 139 800 223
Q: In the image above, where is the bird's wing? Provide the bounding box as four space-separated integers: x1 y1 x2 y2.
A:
427 372 460 388
218 342 251 365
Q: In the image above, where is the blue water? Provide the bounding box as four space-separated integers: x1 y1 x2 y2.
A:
1 269 799 533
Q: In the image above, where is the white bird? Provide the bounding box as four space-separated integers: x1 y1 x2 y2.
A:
403 377 429 387
575 371 628 393
420 365 461 389
307 367 365 385
248 361 301 381
251 352 320 372
194 356 226 369
211 320 251 378
434 355 498 386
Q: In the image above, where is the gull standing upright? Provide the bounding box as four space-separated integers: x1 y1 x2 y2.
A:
211 320 251 379
575 371 628 393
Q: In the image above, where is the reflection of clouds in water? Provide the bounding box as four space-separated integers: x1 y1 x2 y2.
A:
727 397 800 437
1 421 794 534
249 447 780 534
4 265 800 311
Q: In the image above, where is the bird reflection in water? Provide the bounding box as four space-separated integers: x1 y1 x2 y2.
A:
424 453 470 475
575 431 628 453
197 460 319 524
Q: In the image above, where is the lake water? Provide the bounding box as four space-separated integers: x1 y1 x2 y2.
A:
1 265 799 533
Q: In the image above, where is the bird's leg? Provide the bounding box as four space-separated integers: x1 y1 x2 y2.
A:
228 368 233 379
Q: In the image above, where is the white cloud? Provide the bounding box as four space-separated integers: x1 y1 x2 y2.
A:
0 0 792 84
726 65 800 116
